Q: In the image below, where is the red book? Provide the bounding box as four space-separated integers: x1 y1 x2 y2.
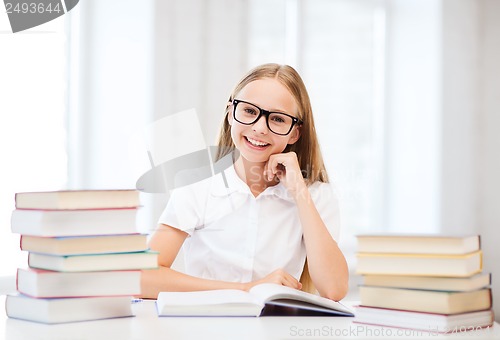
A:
16 268 141 298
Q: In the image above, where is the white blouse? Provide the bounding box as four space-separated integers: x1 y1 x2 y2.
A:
158 164 340 283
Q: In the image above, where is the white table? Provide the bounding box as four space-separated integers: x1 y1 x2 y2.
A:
1 296 499 340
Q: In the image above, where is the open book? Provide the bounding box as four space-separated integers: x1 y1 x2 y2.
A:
156 283 354 317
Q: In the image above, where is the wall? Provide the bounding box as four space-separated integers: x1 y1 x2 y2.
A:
441 0 479 234
476 0 500 323
440 0 500 321
385 0 442 232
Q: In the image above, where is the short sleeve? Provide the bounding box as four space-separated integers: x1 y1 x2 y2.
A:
157 186 202 236
308 182 341 241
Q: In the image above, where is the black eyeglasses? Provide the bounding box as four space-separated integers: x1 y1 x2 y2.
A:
232 99 302 136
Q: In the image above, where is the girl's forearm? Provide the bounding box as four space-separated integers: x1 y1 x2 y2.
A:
140 266 245 299
294 188 349 300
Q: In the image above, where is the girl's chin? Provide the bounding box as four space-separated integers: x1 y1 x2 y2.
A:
236 148 270 164
237 139 269 155
238 152 269 164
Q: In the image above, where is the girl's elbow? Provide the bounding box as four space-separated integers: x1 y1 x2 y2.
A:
321 277 349 301
326 288 348 301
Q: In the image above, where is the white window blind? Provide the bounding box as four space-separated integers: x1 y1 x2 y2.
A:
0 17 68 277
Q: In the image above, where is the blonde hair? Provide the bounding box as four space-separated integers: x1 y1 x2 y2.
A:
215 63 329 293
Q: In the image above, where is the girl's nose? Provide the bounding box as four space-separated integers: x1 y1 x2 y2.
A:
252 115 269 134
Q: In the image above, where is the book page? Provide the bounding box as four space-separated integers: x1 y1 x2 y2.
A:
249 283 354 316
156 289 264 316
158 289 258 306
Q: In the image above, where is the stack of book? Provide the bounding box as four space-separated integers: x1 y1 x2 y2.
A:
6 189 158 324
353 234 494 333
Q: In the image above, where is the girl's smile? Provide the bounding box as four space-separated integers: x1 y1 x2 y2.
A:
244 136 270 149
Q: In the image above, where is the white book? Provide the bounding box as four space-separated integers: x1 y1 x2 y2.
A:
17 268 141 298
11 208 138 236
156 283 354 317
354 305 494 334
5 294 134 324
356 234 480 255
361 273 491 292
356 251 483 277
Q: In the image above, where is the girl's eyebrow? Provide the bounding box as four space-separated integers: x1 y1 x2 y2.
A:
237 98 291 114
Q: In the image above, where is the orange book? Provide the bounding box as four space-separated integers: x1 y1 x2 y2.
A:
15 189 140 210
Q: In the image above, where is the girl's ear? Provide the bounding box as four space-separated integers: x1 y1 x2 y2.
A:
226 102 233 125
287 125 301 145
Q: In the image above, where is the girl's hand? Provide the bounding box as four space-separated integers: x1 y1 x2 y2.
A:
264 152 307 199
242 269 302 291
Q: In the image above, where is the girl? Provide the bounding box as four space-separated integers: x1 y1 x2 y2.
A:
141 63 348 301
